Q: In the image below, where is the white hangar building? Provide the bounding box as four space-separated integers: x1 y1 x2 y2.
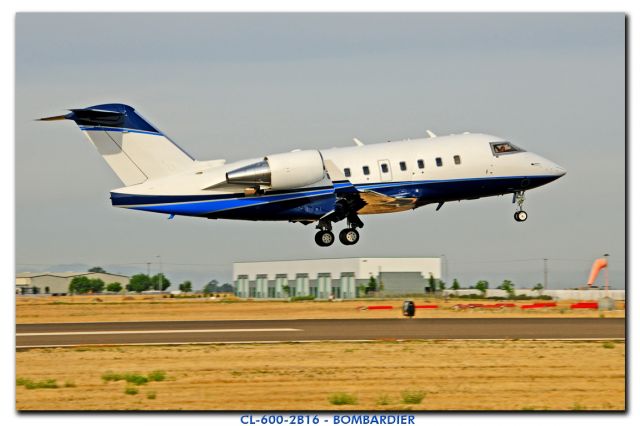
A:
233 257 442 299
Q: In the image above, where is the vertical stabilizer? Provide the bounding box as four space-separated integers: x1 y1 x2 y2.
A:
39 104 194 186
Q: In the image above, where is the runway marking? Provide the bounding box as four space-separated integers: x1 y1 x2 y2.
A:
16 337 625 349
16 328 301 337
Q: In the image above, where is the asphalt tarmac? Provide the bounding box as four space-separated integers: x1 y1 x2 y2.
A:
15 318 625 348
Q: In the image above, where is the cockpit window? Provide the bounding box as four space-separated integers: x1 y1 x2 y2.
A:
490 141 524 155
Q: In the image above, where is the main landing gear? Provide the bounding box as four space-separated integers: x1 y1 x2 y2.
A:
513 191 528 222
314 213 364 247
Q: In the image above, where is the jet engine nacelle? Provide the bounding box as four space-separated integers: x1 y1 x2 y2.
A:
226 150 326 190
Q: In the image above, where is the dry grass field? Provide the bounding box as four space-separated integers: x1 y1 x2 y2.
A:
16 295 625 323
15 339 625 411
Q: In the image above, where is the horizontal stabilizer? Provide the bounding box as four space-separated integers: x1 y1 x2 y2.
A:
37 114 68 121
39 105 158 132
67 108 125 127
39 109 124 126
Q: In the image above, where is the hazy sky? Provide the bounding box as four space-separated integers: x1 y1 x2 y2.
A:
15 13 625 290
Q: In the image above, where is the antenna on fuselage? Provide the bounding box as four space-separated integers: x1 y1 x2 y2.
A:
353 138 364 146
426 130 437 138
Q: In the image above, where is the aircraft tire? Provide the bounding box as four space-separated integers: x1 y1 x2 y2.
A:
315 230 335 247
339 228 360 245
514 211 528 222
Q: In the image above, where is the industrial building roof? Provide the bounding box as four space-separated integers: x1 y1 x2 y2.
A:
16 271 129 279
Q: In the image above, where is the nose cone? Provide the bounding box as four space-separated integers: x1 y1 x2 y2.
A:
538 155 566 178
552 165 567 177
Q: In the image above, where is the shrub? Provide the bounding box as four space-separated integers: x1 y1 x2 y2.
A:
102 371 158 385
64 380 76 388
290 295 316 302
124 387 139 395
106 282 123 293
602 342 615 349
148 370 166 382
69 276 105 294
16 377 30 386
147 391 157 400
376 394 392 406
101 371 124 382
328 392 357 405
124 373 149 385
401 390 426 404
16 378 58 389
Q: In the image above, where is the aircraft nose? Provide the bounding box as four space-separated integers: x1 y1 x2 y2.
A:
539 156 566 177
553 165 567 177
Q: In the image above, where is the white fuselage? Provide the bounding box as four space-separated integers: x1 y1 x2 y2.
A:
113 133 564 200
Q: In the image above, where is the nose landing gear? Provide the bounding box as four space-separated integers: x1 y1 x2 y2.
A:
513 191 528 222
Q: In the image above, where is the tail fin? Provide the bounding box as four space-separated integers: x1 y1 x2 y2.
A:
39 104 194 186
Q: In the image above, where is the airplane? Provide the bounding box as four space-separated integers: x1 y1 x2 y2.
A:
40 103 566 247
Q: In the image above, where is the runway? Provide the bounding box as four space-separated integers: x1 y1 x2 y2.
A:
16 318 625 348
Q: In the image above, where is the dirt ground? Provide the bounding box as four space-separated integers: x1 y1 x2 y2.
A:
15 339 625 411
15 295 625 323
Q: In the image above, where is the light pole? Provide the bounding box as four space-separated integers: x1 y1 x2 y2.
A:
543 258 548 290
156 255 163 291
603 253 610 291
440 254 447 284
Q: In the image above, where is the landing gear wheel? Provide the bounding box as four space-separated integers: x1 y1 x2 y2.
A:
339 228 360 245
315 230 335 247
514 211 528 222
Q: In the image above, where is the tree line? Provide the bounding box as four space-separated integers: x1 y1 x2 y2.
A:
67 268 231 295
430 276 545 297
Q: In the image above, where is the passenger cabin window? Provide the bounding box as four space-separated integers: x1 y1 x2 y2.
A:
363 166 370 175
417 159 425 169
435 157 443 167
381 163 389 173
399 161 407 171
491 142 524 155
344 168 351 177
453 155 461 165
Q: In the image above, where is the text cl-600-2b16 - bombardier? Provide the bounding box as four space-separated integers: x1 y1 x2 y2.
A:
41 104 566 246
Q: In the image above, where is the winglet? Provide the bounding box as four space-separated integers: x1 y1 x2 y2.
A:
353 138 364 146
426 130 437 138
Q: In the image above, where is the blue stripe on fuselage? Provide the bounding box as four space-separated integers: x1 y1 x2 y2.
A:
111 175 560 220
123 187 336 216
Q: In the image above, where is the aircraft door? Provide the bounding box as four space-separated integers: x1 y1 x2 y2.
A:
377 159 393 182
